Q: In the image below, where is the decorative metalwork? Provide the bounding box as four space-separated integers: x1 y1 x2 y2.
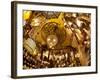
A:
23 11 91 69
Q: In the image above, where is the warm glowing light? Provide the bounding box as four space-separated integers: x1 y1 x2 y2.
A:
47 35 58 48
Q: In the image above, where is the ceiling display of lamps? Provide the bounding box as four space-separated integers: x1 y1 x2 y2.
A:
23 11 91 69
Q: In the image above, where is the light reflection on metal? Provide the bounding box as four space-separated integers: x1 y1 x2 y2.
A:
23 11 91 69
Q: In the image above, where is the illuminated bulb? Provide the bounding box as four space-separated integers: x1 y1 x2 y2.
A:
47 35 58 48
64 22 67 26
65 53 68 59
76 19 82 27
31 18 40 26
43 51 49 58
70 51 74 56
59 56 62 60
72 13 77 17
31 17 45 27
75 53 80 58
68 21 72 26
